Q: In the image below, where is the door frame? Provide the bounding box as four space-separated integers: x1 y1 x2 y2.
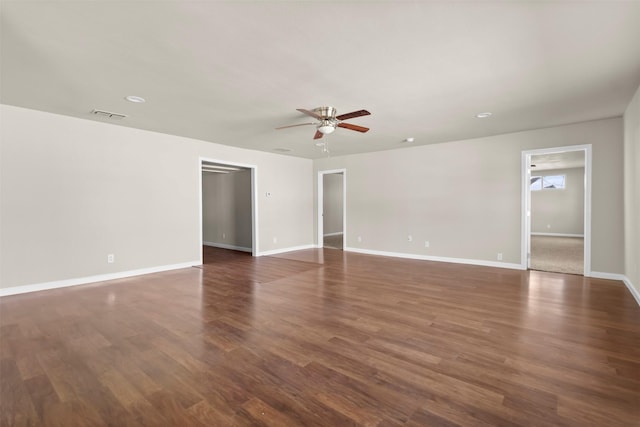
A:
199 157 258 263
317 169 346 249
520 144 592 275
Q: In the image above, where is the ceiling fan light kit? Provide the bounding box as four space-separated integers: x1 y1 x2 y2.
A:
276 106 371 141
317 120 336 135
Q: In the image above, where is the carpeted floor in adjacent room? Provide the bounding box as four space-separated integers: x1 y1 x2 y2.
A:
530 235 584 275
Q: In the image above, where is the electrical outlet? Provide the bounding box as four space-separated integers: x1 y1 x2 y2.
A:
107 254 115 264
273 237 278 243
222 232 226 239
357 236 362 243
407 235 413 242
424 241 430 248
547 224 551 229
497 253 503 261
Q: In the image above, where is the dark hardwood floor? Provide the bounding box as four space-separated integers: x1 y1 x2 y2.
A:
1 246 639 426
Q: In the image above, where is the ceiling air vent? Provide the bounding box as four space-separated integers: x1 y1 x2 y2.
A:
91 109 127 119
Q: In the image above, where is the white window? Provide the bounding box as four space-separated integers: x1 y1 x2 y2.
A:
530 176 542 191
531 174 565 191
542 175 565 189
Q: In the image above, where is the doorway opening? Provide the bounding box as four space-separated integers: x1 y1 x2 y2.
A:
521 145 591 275
199 158 258 264
318 169 346 250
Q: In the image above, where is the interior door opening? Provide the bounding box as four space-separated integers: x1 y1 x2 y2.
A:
200 159 257 264
521 145 591 276
318 170 346 250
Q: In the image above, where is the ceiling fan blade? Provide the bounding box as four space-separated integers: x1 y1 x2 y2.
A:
275 122 315 130
337 122 369 133
296 108 323 120
336 109 370 121
313 130 324 140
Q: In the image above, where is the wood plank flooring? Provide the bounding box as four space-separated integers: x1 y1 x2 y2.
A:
1 246 639 426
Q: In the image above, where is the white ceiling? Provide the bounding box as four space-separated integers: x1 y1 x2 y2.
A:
531 150 585 171
2 1 640 159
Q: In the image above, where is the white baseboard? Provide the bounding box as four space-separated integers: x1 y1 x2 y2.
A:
323 232 344 237
258 244 316 257
589 272 640 307
622 276 640 307
589 271 625 281
0 261 201 297
531 233 584 237
344 247 524 270
203 241 252 253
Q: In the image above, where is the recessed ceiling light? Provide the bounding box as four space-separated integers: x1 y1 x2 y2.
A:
404 137 415 143
476 112 492 118
125 95 146 103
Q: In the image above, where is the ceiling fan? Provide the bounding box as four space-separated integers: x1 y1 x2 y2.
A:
276 106 371 139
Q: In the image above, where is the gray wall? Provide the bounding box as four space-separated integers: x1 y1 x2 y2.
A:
323 173 343 235
202 170 252 250
1 104 631 291
624 84 640 297
531 167 584 235
1 105 313 289
314 117 624 274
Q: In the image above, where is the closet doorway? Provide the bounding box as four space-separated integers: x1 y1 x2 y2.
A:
200 158 257 263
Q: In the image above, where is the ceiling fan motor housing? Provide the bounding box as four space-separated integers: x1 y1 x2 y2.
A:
314 106 338 134
313 106 337 120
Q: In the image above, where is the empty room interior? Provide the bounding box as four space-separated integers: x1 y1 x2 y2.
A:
1 1 640 426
